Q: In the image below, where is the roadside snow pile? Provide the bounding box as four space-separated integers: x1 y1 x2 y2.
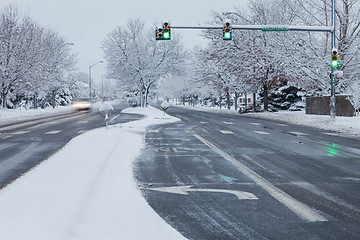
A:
0 106 186 240
245 110 360 137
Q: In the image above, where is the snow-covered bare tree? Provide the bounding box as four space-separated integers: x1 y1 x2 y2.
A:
0 5 77 109
103 19 186 107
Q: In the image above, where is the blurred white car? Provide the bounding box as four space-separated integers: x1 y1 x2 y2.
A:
72 98 92 111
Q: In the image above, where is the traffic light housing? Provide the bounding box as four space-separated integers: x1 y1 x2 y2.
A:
223 21 232 40
162 22 171 40
156 27 163 40
156 22 170 40
331 49 338 68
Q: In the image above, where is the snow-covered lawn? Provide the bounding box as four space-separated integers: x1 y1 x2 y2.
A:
0 106 186 240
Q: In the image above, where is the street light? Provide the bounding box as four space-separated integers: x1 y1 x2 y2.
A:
89 61 104 102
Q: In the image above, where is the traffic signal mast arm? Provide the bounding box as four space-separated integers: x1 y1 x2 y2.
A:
170 24 333 32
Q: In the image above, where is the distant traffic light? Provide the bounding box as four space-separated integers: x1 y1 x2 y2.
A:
223 21 232 40
331 49 338 68
163 22 171 40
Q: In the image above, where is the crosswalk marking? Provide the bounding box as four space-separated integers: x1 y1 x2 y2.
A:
45 130 61 135
254 131 270 135
220 130 234 134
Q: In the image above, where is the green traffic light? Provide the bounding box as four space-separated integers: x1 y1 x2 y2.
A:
224 32 231 40
163 31 170 39
331 60 338 67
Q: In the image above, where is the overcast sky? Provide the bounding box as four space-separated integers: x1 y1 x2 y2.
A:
0 0 249 82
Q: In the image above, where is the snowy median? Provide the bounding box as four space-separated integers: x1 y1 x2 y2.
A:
0 106 186 240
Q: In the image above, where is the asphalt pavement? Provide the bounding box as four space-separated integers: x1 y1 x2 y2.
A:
0 102 142 189
135 106 360 240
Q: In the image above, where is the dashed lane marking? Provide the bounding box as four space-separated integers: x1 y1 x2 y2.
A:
254 131 270 135
220 130 234 134
78 121 88 124
289 131 308 136
223 121 234 125
250 123 261 126
323 132 339 136
12 131 30 135
148 129 160 133
45 130 61 134
200 122 209 124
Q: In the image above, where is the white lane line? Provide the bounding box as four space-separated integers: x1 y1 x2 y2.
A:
323 132 339 136
290 132 308 136
45 130 61 134
250 123 261 126
110 114 120 122
223 121 234 125
190 130 327 222
78 121 88 124
12 131 30 135
254 131 270 135
220 130 234 134
200 122 209 124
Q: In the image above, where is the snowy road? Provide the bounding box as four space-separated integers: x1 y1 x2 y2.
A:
0 103 140 189
136 106 360 239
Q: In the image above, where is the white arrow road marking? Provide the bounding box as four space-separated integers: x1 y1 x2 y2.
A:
148 185 258 200
190 130 327 222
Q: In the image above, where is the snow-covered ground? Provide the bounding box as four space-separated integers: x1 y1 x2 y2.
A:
0 106 186 240
174 104 360 138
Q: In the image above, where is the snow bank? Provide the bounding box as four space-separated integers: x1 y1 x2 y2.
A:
0 106 74 124
0 106 186 240
245 110 360 137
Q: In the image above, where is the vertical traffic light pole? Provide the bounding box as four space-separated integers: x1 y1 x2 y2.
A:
330 0 336 118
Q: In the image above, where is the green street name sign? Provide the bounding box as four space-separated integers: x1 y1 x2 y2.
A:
261 27 289 32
